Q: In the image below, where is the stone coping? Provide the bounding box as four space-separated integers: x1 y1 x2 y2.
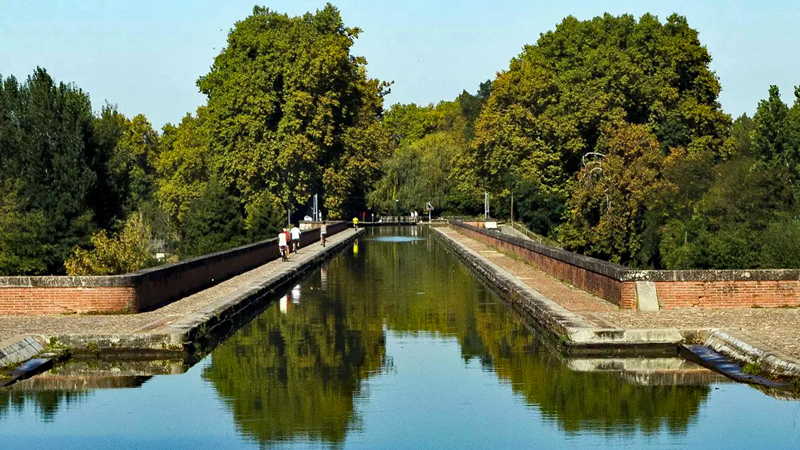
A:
0 221 347 288
450 221 800 282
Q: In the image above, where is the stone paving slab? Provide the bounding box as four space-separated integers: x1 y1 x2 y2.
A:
440 227 800 363
0 229 358 346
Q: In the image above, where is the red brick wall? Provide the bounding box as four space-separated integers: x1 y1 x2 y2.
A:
654 280 799 309
0 287 136 315
455 225 625 307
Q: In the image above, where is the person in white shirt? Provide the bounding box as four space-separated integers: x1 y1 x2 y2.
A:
290 225 301 252
278 229 288 261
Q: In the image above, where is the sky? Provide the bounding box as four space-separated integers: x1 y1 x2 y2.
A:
1 0 799 129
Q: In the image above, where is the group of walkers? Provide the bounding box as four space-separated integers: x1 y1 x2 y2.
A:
278 222 328 262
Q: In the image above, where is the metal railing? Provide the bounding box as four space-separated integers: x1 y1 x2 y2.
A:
508 221 562 248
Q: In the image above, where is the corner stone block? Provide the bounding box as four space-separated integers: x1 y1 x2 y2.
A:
635 281 660 312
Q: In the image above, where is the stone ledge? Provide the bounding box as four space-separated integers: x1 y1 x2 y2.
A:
704 329 800 377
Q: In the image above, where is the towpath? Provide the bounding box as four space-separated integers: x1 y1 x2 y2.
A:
439 227 800 360
0 229 358 345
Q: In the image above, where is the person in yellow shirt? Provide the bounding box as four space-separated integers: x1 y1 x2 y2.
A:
352 217 359 230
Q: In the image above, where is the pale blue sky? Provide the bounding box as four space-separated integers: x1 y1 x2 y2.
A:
1 1 798 128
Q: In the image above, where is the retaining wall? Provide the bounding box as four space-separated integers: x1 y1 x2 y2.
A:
450 221 800 310
0 222 348 315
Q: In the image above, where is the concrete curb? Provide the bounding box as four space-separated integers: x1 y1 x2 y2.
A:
432 228 683 355
703 329 800 377
0 336 45 369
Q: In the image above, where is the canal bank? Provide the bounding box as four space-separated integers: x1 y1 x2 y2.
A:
432 226 800 387
7 225 800 449
0 228 364 373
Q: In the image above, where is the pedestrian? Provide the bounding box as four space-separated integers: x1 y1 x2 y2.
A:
320 222 328 247
278 229 288 261
352 216 359 230
290 224 301 252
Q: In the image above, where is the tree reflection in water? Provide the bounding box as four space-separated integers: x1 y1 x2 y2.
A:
203 227 710 445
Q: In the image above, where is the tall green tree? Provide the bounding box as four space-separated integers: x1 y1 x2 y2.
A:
156 109 211 227
180 180 247 258
560 124 674 266
459 13 730 249
0 68 101 273
198 4 389 220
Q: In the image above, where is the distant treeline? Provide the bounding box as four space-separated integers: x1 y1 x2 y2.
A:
1 5 798 274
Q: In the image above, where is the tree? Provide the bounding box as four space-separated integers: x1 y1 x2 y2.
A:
245 191 285 241
156 109 211 227
0 181 48 275
65 212 154 275
180 180 247 258
368 131 465 214
198 4 389 220
459 13 730 246
0 68 101 273
560 124 674 266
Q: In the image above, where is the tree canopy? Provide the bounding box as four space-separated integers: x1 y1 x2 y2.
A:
198 4 390 221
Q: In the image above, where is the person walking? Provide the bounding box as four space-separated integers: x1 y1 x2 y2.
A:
320 222 328 247
290 224 301 253
278 229 289 261
319 222 328 247
352 217 359 230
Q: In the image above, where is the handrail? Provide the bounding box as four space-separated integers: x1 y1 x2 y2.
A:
508 221 562 248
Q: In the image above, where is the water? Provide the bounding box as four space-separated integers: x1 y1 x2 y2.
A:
2 226 800 449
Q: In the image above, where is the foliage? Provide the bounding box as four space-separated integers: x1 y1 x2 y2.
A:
179 180 247 258
560 124 673 266
155 109 211 227
0 181 48 275
760 217 800 268
245 190 285 241
369 89 489 216
0 68 103 273
65 212 154 275
198 4 389 220
459 13 730 248
659 85 800 269
368 131 466 214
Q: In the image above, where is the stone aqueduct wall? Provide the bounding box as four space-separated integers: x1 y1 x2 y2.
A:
450 221 800 310
0 222 349 315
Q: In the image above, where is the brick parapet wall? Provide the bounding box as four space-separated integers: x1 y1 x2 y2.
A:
0 222 348 315
453 223 627 307
450 221 800 309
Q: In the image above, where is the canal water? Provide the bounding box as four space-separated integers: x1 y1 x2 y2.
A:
2 227 800 449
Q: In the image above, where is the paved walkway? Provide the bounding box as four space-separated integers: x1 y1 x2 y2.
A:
440 227 800 360
0 230 357 344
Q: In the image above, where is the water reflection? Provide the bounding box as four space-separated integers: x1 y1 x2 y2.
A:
201 273 386 444
199 226 712 446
